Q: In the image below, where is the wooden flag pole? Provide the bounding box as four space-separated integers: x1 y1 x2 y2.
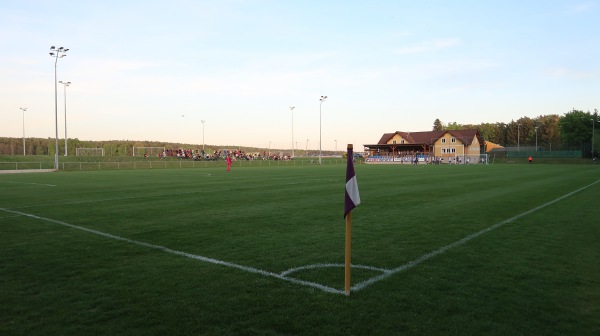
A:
344 143 354 296
345 211 352 296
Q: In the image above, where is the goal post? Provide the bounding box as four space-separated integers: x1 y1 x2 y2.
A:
456 153 489 164
76 148 104 156
435 151 489 164
132 147 165 157
463 154 490 164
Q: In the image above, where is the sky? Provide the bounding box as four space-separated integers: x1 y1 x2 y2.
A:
1 0 599 151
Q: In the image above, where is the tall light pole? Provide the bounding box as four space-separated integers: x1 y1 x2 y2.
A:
59 81 71 156
201 120 205 151
289 106 295 157
535 126 539 151
335 139 337 153
517 123 521 151
49 46 68 170
19 107 27 155
593 109 597 157
319 95 327 164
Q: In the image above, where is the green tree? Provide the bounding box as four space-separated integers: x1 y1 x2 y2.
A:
536 115 561 151
559 109 591 149
433 119 443 131
445 122 462 130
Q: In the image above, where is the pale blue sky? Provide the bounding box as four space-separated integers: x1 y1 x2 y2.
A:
2 0 598 151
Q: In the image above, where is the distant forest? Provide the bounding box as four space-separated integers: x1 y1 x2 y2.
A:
436 109 597 155
1 109 598 156
0 137 285 157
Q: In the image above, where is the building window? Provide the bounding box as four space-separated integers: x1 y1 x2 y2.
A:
451 148 456 153
392 140 396 144
451 138 456 143
401 140 405 144
441 138 446 144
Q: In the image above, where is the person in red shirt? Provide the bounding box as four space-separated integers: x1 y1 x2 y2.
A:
226 154 232 172
528 156 533 164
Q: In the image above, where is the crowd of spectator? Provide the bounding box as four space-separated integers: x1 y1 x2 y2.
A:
149 149 295 161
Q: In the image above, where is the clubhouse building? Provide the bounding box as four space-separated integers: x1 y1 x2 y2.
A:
363 129 484 164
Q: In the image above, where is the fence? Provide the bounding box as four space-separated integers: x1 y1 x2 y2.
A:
490 150 583 159
0 162 55 171
0 159 349 172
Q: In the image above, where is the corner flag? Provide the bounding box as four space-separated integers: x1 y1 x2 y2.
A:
344 144 360 296
344 145 361 218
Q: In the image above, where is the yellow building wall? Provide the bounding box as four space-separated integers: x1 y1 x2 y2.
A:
466 136 480 155
433 134 465 157
387 134 407 145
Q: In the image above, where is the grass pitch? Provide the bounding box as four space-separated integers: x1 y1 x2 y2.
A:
1 163 599 335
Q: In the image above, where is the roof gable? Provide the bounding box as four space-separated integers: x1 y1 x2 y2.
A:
372 129 482 146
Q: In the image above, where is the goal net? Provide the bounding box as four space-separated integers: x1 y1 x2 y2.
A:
76 148 104 156
449 154 489 164
133 147 165 157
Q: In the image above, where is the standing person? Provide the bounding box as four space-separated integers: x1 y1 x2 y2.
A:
528 156 533 164
226 154 232 172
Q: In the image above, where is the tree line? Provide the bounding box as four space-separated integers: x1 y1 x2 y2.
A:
0 138 207 157
433 109 599 156
0 138 324 157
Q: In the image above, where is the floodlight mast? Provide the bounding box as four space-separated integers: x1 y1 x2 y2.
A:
319 95 327 164
594 109 598 157
19 108 27 155
201 120 206 150
59 81 71 156
289 106 295 157
517 123 522 151
49 46 68 169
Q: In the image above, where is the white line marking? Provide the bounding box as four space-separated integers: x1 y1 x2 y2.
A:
0 208 344 295
281 263 390 277
351 179 600 292
1 179 597 295
0 181 56 187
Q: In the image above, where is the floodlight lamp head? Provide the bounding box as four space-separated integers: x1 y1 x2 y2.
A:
64 48 69 52
50 46 55 50
49 52 55 56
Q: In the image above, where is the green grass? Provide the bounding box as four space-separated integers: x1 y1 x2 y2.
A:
1 164 599 335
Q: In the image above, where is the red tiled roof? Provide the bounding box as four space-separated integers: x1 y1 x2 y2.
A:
377 133 396 144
